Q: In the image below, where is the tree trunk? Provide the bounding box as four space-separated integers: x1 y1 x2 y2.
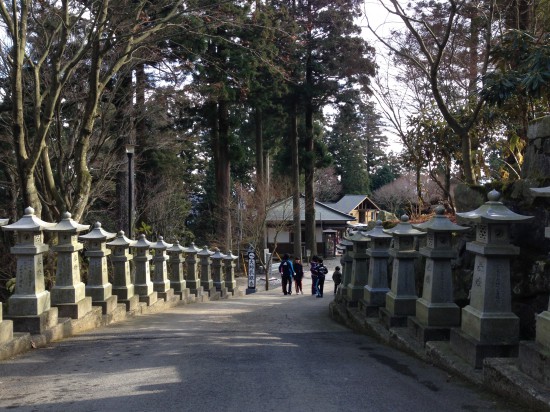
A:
255 107 268 251
304 56 316 257
217 100 232 251
289 96 302 260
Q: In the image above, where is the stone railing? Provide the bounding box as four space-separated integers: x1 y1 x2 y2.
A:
330 188 550 400
0 208 242 360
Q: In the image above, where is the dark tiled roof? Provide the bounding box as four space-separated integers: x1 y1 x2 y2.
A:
325 194 381 214
266 196 355 223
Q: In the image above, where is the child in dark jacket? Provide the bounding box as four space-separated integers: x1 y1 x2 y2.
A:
332 266 342 294
315 258 328 298
310 256 319 295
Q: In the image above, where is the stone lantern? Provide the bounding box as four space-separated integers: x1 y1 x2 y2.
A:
132 234 157 306
211 248 228 297
47 212 91 319
408 206 469 344
379 215 425 329
359 220 393 317
0 218 12 344
336 237 354 303
450 190 533 368
184 242 203 298
167 240 190 302
107 231 139 311
198 246 217 299
519 186 550 384
2 207 57 334
79 222 117 315
150 236 174 302
344 230 370 307
223 250 239 295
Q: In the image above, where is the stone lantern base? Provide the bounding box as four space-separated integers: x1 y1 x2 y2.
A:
54 297 92 319
408 317 452 344
116 295 140 312
360 286 390 317
157 288 175 302
6 307 59 335
215 283 229 298
450 328 518 369
406 300 461 345
91 295 119 315
379 292 416 329
0 319 13 344
138 291 158 306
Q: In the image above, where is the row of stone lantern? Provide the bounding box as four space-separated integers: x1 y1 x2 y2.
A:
334 190 536 370
0 208 240 336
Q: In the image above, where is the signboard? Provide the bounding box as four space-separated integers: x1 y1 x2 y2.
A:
246 246 256 294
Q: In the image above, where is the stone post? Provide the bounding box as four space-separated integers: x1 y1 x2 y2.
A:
359 221 392 317
79 222 118 315
150 236 174 302
2 207 58 334
107 231 139 312
211 248 228 298
48 212 92 319
223 251 239 296
344 230 371 307
0 218 13 344
184 243 204 298
519 186 550 384
198 246 218 299
450 190 533 368
132 234 158 306
167 240 190 302
335 237 353 303
379 215 425 329
408 206 469 344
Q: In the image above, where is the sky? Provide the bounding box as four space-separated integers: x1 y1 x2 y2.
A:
358 0 406 153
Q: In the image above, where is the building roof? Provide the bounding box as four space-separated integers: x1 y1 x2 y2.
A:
266 196 355 224
325 194 381 214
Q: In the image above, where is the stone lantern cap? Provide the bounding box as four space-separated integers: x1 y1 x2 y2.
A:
456 190 533 223
183 242 201 254
133 234 153 249
2 206 56 232
79 222 116 242
531 186 550 197
106 231 136 247
197 246 212 256
150 236 173 250
211 248 226 259
384 215 425 236
348 230 370 243
413 206 469 232
223 250 238 260
167 240 185 253
365 220 392 239
0 218 8 226
338 237 354 247
47 211 90 233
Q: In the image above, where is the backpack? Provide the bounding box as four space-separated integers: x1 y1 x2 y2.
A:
279 260 292 276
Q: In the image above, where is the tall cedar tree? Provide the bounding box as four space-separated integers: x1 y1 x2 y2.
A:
289 0 375 256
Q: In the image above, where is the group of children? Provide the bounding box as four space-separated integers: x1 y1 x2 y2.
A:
278 254 343 297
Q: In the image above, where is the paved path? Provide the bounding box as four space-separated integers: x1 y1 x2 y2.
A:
0 261 528 411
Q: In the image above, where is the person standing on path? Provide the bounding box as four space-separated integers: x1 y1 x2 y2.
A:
279 254 295 295
315 258 328 298
310 255 319 295
293 258 304 294
332 266 342 294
